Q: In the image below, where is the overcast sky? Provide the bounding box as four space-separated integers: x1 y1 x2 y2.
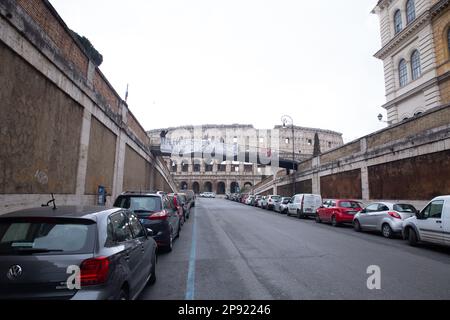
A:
50 0 386 143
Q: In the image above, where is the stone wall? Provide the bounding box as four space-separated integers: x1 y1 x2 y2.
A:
84 117 117 195
0 0 177 214
0 40 83 195
251 105 450 209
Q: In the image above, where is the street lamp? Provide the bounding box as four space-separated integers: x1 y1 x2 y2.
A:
281 115 296 196
377 114 393 126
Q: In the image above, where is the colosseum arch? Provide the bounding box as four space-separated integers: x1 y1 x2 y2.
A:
204 181 213 193
180 181 189 190
217 181 226 195
192 182 200 194
230 182 240 193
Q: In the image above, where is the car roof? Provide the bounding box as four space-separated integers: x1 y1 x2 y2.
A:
0 206 122 221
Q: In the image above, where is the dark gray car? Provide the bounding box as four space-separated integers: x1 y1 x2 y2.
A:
0 206 157 300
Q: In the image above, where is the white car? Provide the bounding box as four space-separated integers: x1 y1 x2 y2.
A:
402 196 450 247
201 192 216 198
287 194 323 219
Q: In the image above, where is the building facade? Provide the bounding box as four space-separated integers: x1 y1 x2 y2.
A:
148 124 343 194
373 0 450 124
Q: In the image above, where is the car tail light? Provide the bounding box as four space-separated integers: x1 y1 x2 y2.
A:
388 211 401 219
80 257 110 286
149 210 169 220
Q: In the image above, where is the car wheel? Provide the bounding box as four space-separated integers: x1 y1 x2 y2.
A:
331 216 339 227
354 219 362 232
176 224 181 239
148 255 157 286
163 233 173 253
408 228 419 247
118 288 129 300
382 224 393 239
315 215 322 223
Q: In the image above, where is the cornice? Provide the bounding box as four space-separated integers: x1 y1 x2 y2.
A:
431 0 450 18
374 11 431 60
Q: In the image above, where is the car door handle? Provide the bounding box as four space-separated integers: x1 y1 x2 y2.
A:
436 220 442 224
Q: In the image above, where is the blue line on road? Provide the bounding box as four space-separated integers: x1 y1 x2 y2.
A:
185 212 197 300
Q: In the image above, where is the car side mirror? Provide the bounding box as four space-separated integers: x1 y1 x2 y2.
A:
146 228 154 237
416 210 425 220
360 209 366 214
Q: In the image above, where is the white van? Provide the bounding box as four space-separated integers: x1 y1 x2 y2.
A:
402 195 450 247
287 194 323 219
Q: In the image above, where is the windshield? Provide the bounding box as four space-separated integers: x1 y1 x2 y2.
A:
114 196 162 212
0 219 95 255
393 204 417 213
339 201 362 209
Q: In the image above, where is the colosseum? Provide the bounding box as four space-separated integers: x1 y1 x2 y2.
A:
148 124 343 195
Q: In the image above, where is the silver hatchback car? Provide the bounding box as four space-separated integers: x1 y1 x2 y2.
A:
353 202 417 238
0 206 157 300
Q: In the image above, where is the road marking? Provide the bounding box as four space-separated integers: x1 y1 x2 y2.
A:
185 211 197 300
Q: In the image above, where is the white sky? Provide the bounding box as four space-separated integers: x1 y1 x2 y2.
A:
50 0 386 143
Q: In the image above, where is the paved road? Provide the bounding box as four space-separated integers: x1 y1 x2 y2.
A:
140 198 450 300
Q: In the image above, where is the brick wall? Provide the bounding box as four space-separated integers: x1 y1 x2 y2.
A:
320 141 361 165
84 117 117 195
0 40 83 194
366 106 450 149
16 0 88 78
320 170 362 200
368 150 450 200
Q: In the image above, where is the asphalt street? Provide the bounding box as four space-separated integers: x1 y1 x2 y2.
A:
140 198 450 300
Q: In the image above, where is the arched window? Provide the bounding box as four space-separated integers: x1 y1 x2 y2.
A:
411 50 421 80
399 59 408 87
394 10 402 34
406 0 416 24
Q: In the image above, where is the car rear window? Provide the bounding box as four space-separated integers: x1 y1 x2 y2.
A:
271 196 281 201
114 196 162 212
339 201 362 209
0 218 95 255
393 204 417 213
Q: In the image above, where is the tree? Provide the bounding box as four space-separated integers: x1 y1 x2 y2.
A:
313 132 321 157
70 30 103 67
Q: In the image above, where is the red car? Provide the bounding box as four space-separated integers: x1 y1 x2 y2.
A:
316 199 363 227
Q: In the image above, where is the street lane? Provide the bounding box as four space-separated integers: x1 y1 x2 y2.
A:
140 198 450 300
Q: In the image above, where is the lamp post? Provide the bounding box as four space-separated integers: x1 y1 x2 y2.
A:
377 114 393 126
281 115 296 196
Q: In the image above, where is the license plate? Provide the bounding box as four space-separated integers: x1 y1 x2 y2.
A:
305 208 312 212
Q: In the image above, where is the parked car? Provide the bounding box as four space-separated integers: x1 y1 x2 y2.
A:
253 196 262 207
257 196 266 208
177 193 192 220
182 190 196 208
264 195 281 210
353 202 417 238
274 197 291 214
246 196 255 205
316 199 363 227
114 191 181 252
168 193 186 224
0 206 157 300
403 196 450 247
201 192 216 198
287 194 323 219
